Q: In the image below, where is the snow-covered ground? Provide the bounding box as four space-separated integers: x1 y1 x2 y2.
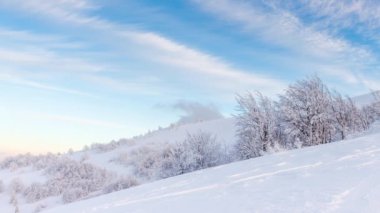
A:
0 117 237 213
1 91 378 213
45 122 380 213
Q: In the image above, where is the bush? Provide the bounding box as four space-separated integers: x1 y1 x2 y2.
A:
103 176 139 194
9 178 25 194
23 183 50 202
62 188 88 203
159 132 223 178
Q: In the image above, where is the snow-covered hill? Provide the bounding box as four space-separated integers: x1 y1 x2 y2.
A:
45 122 380 213
72 117 236 176
353 91 380 107
0 118 237 213
0 90 378 213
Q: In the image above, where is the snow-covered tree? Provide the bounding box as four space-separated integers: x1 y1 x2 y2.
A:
9 178 25 194
331 93 363 140
235 92 281 159
183 132 221 170
159 144 191 178
128 145 162 179
372 92 380 119
23 183 50 203
279 76 335 147
62 188 88 203
103 176 139 194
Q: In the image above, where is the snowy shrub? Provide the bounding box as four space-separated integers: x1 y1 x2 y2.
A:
21 157 114 203
159 144 192 178
235 92 282 159
128 145 162 179
331 93 364 140
103 176 139 194
360 105 378 130
88 139 134 153
23 183 51 203
279 76 336 147
62 188 88 203
124 132 223 180
159 132 223 178
181 132 222 170
45 158 113 194
9 178 25 194
0 153 60 170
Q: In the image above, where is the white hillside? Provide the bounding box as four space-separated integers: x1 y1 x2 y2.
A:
72 117 236 175
0 118 236 213
46 122 380 213
353 91 380 107
1 85 378 213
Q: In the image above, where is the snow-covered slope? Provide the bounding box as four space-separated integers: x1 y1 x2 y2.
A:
353 91 380 107
0 118 237 213
73 117 236 175
1 91 378 212
46 122 380 213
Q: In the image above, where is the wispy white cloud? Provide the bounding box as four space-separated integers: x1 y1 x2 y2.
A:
0 0 287 96
0 47 106 73
191 0 379 91
124 31 286 94
297 0 380 30
0 71 97 97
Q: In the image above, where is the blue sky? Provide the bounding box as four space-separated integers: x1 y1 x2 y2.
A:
0 0 379 154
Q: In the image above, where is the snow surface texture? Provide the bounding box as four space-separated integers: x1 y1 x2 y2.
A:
45 122 380 213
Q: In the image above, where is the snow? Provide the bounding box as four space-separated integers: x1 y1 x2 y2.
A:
0 90 378 212
352 91 380 107
63 118 236 178
45 123 380 213
0 118 237 212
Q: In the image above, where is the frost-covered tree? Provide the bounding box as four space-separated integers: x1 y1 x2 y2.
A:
372 92 380 119
331 93 363 140
103 176 139 194
128 145 162 179
182 132 221 170
9 178 25 194
235 92 281 159
279 76 335 147
23 183 50 203
62 188 88 203
159 144 192 178
125 132 222 180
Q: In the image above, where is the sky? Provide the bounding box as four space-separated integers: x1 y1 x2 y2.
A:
0 0 379 154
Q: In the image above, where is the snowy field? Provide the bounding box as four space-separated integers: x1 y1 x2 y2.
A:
45 123 380 213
